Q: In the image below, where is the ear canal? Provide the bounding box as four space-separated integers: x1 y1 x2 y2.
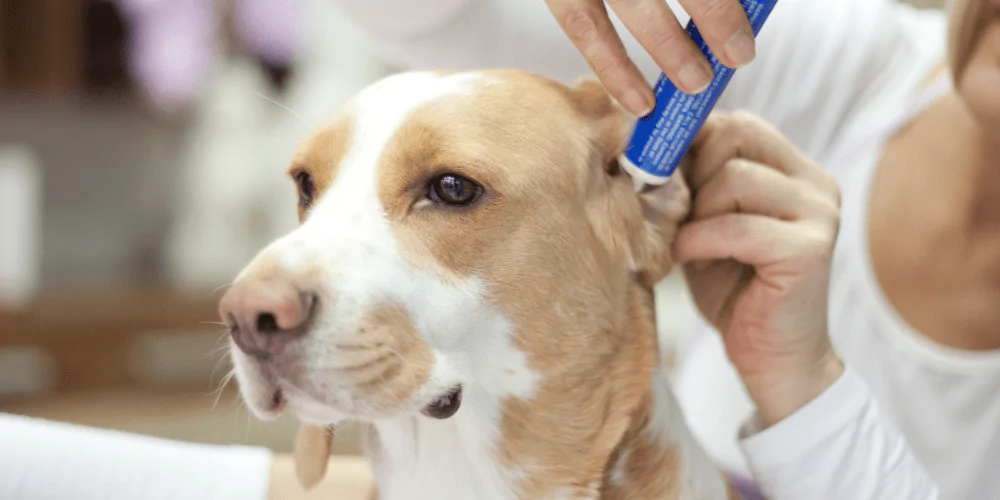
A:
294 424 334 490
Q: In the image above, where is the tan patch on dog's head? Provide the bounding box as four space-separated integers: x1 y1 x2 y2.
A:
289 113 355 221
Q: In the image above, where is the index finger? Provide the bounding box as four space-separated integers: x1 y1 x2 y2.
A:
686 112 810 191
546 0 656 116
680 0 756 69
606 0 714 94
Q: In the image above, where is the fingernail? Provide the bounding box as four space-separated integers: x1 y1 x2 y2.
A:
723 29 756 68
624 87 655 117
678 62 712 94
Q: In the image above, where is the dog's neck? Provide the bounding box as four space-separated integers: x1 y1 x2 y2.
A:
365 282 731 500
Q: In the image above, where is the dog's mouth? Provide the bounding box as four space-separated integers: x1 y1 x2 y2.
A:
269 389 286 413
421 385 462 419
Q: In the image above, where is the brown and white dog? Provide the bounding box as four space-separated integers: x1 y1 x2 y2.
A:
220 70 734 499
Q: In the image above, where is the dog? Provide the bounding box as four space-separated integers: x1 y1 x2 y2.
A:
220 70 737 499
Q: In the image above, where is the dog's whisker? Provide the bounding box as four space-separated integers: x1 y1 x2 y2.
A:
203 334 235 363
212 281 236 296
208 336 234 353
214 330 233 347
253 91 309 126
211 370 237 410
206 344 232 359
207 335 235 380
244 409 253 441
209 354 232 387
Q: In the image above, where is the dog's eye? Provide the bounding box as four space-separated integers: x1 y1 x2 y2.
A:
292 170 315 209
429 174 482 206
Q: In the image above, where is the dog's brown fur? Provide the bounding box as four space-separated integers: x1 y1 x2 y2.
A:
275 70 729 499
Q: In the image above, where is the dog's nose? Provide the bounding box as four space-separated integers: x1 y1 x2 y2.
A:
219 278 316 359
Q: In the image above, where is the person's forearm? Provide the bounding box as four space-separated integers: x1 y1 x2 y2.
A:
0 413 272 500
738 368 940 499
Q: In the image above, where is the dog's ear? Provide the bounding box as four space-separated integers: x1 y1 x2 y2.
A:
294 424 333 490
626 175 691 286
570 78 692 287
568 78 635 165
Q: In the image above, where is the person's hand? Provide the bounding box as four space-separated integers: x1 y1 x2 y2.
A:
675 112 844 427
544 0 756 116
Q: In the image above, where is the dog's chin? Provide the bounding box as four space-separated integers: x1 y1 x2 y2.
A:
259 389 288 420
238 378 289 421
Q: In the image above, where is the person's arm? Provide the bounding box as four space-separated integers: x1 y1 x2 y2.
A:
737 367 939 499
0 413 272 500
676 111 940 499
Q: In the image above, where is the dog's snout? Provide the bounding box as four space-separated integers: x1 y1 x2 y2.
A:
220 277 316 359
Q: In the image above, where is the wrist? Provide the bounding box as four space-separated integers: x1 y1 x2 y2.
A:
742 350 845 428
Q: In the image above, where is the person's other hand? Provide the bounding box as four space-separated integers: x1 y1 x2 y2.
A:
544 0 755 116
675 112 844 427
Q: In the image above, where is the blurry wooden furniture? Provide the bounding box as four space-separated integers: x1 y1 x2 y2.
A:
0 288 369 454
1 0 128 94
0 287 219 392
1 0 85 92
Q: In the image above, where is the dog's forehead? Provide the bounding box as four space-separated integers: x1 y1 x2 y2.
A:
291 72 492 191
292 70 588 223
296 71 573 167
351 72 488 137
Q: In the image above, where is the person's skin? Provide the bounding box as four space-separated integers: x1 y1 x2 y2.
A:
543 0 756 116
674 113 845 427
869 0 1000 352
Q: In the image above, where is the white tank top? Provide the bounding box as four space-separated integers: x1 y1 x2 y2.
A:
826 74 1000 499
675 71 1000 500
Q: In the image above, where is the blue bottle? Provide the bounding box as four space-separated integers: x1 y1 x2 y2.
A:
619 0 780 185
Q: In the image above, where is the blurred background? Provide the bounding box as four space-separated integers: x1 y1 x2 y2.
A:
0 0 945 457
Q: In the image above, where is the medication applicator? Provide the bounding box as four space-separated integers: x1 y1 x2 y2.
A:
619 0 780 186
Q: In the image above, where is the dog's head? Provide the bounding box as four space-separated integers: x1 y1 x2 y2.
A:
221 70 689 429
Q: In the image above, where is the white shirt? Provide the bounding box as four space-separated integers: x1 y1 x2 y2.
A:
329 0 997 498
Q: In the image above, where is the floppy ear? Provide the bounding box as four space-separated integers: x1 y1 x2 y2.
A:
571 78 691 287
294 423 333 489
